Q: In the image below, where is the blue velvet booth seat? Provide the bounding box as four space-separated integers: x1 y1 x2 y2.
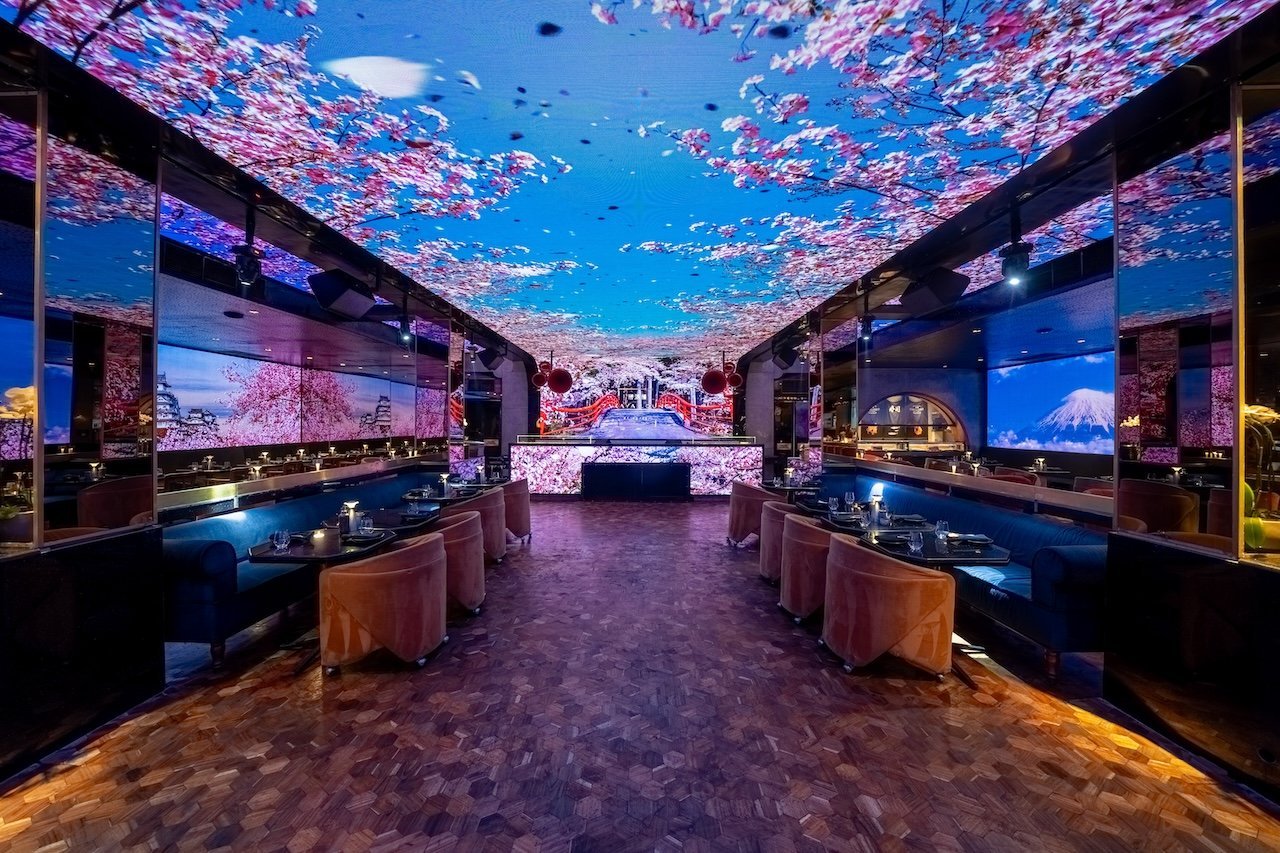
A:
162 471 439 666
844 479 1108 677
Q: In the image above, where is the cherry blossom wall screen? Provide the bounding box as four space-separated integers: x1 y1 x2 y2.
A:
156 345 420 451
987 353 1115 455
3 1 1272 382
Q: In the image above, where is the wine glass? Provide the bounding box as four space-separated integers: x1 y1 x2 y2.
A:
357 513 374 535
907 530 924 555
934 520 949 541
270 529 291 553
827 496 839 514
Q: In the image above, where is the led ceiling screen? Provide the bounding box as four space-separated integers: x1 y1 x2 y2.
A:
5 0 1272 383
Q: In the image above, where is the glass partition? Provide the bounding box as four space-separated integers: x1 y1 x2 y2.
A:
1240 79 1280 565
41 103 157 538
1115 91 1234 549
0 91 38 548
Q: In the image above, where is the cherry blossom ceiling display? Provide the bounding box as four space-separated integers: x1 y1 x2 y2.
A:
5 0 1273 375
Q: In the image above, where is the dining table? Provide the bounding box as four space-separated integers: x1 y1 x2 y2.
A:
403 482 506 506
325 506 442 536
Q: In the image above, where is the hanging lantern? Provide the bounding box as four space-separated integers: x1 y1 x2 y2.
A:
701 369 728 395
538 360 553 373
722 361 736 374
727 371 744 389
547 367 573 394
531 371 548 388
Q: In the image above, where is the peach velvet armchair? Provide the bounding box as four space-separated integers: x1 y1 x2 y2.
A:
430 510 486 615
821 532 956 678
319 532 448 674
503 478 532 544
1117 478 1200 534
759 500 800 583
779 514 833 622
727 481 775 547
443 487 507 563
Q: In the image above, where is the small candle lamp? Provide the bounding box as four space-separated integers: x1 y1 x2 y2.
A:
1034 457 1046 470
440 472 452 495
963 450 973 461
314 461 322 472
343 500 359 529
204 455 214 470
250 464 263 480
298 447 305 459
950 462 957 473
89 462 102 480
362 443 369 453
329 445 336 455
260 451 269 461
1170 466 1184 483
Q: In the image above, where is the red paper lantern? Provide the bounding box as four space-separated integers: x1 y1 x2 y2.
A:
701 369 728 395
727 371 744 389
531 371 548 388
538 360 553 373
547 367 573 394
722 361 736 374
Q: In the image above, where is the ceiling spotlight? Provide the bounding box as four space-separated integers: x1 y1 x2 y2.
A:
232 204 263 288
232 243 263 287
999 203 1033 286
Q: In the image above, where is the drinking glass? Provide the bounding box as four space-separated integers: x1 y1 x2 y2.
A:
844 491 856 509
934 520 949 541
270 529 291 553
828 497 839 514
357 513 374 534
772 476 782 487
907 530 924 555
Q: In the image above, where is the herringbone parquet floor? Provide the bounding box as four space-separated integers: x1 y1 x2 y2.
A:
2 500 1278 851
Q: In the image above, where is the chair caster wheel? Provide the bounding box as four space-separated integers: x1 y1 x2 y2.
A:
793 615 803 625
442 634 450 644
841 662 854 675
776 602 785 610
471 606 482 616
817 637 825 647
415 656 428 668
324 666 340 677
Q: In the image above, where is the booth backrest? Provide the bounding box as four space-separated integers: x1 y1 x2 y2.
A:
854 480 1104 567
163 471 440 560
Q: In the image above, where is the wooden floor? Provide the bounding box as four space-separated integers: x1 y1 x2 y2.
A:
3 501 1279 851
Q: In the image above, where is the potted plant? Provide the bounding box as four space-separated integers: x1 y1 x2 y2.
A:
0 503 33 543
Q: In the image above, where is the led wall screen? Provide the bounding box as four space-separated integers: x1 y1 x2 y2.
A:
156 345 421 451
4 1 1269 381
987 353 1115 455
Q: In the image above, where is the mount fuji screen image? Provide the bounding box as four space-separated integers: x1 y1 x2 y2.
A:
987 353 1115 455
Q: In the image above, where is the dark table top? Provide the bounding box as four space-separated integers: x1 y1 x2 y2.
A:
861 530 1011 567
327 507 440 535
404 484 505 505
819 513 934 534
248 529 398 565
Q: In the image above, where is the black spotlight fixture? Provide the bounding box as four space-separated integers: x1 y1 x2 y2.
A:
1000 204 1034 286
398 294 413 345
232 204 264 289
859 292 874 349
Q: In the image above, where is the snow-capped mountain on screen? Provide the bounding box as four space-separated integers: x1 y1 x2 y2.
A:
996 389 1115 453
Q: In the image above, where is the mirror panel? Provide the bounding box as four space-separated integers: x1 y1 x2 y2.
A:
1115 95 1234 548
41 106 157 538
0 94 38 547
